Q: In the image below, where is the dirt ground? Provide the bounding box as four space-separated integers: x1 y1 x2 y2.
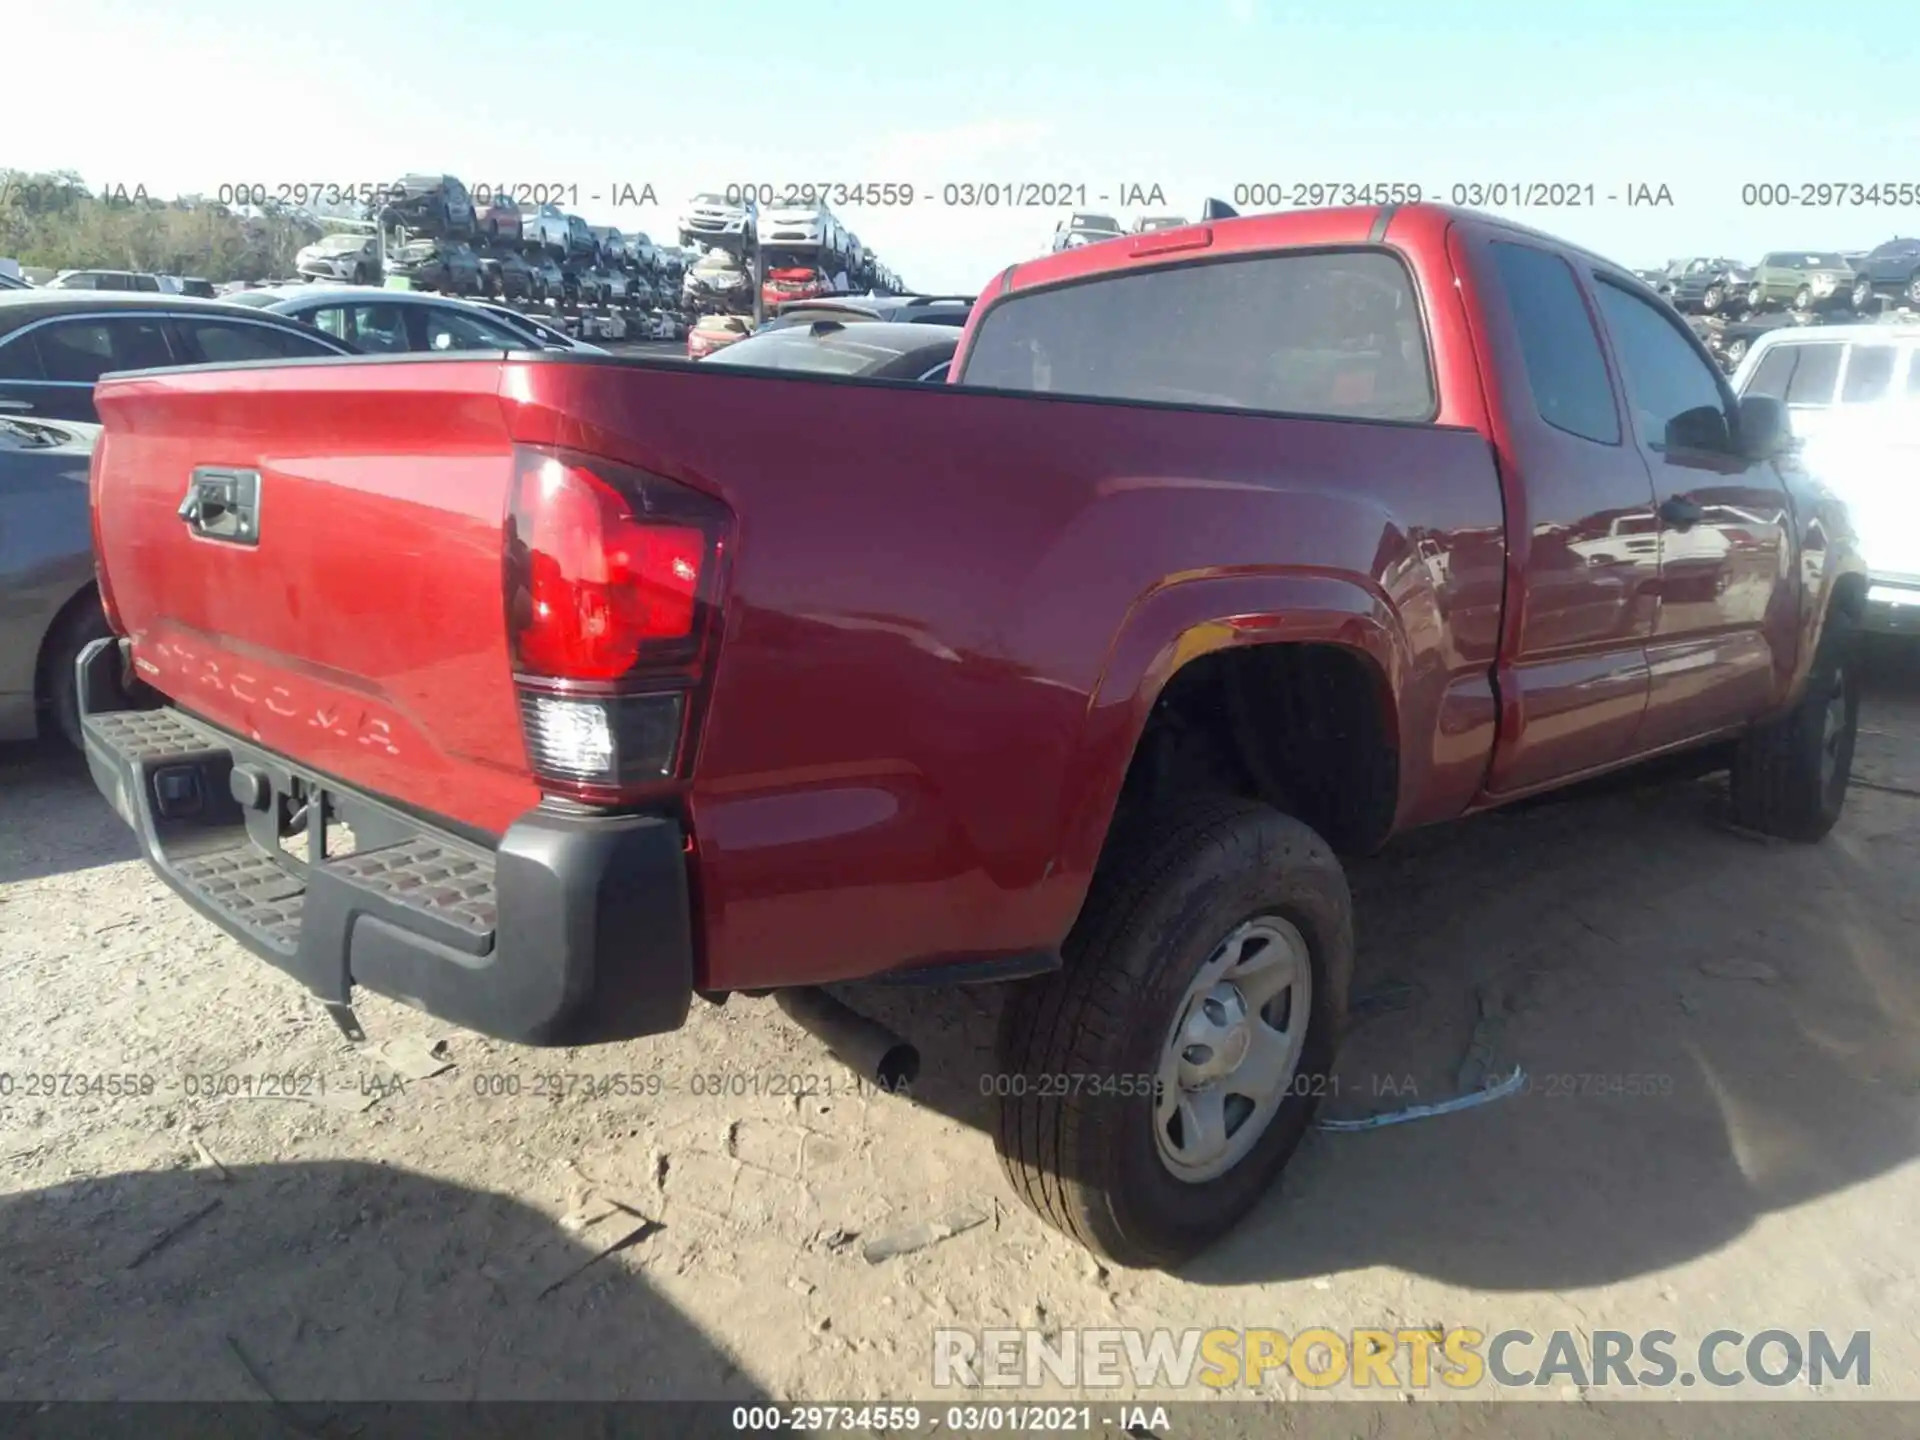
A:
3 641 1918 1423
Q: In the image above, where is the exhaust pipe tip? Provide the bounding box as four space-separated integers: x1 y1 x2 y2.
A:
774 987 920 1092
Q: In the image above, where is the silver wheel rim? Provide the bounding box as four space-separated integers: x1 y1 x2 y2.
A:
1820 675 1848 792
1153 915 1312 1184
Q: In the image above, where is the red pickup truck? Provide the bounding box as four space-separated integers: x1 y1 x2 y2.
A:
78 202 1864 1269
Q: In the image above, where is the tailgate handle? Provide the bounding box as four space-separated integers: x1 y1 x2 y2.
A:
179 467 261 546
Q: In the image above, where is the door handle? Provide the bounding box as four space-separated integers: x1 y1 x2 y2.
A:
1659 496 1704 529
177 468 261 545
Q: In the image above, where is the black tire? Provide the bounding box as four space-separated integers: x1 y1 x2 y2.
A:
993 796 1352 1269
1852 278 1875 312
1702 283 1725 313
1908 272 1920 307
1747 283 1765 311
1724 337 1750 367
39 595 112 752
1729 607 1860 842
1792 284 1813 312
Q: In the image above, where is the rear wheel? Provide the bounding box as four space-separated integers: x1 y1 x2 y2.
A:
1702 283 1725 312
39 594 113 752
993 797 1352 1268
1724 336 1750 367
1747 283 1765 310
1792 284 1814 312
1852 277 1876 312
1729 608 1859 841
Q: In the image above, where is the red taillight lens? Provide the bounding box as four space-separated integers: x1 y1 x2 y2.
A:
508 450 719 680
505 445 731 803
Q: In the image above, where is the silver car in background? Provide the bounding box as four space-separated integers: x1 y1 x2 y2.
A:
0 416 110 748
295 232 382 285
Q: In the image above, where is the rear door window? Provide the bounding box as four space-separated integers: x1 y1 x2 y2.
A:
0 332 46 380
959 249 1434 422
1839 345 1897 403
1487 241 1620 444
1784 345 1843 407
178 319 338 363
1743 345 1796 400
33 317 174 382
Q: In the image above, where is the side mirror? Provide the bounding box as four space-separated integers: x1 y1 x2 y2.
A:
1664 403 1732 452
1736 394 1793 459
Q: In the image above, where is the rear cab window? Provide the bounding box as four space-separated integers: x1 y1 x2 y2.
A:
1486 240 1621 445
958 249 1435 422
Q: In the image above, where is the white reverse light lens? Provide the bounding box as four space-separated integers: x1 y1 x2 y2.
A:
525 696 614 779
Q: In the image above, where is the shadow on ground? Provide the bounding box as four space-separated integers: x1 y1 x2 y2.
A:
846 644 1920 1289
0 1159 767 1422
0 741 135 885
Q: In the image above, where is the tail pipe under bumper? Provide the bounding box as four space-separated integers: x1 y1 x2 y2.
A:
774 988 920 1092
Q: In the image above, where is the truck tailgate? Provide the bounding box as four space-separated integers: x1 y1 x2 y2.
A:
92 358 538 837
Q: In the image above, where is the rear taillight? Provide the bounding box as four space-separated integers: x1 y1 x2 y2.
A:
88 437 126 636
505 445 731 804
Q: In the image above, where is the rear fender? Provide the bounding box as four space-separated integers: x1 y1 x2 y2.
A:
1052 571 1410 886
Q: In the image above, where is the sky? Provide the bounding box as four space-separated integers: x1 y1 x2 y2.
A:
5 0 1916 294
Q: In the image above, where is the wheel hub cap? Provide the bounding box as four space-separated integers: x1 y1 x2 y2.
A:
1154 915 1313 1184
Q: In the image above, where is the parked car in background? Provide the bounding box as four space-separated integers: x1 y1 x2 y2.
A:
629 274 658 310
1747 251 1856 313
1051 212 1125 251
227 286 539 354
43 270 164 292
683 249 751 312
1733 321 1920 632
760 295 974 330
761 265 831 309
1656 256 1753 315
471 300 609 354
74 201 1863 1273
1849 237 1920 312
687 312 753 358
1133 215 1191 233
296 232 382 285
0 291 354 422
386 238 481 295
570 267 605 306
478 247 536 301
589 226 627 266
528 252 568 302
628 231 660 273
595 267 629 306
176 277 218 299
565 214 595 261
761 204 841 253
376 174 476 237
1689 311 1798 373
522 203 572 256
476 194 523 244
679 191 756 247
704 319 959 382
0 414 108 748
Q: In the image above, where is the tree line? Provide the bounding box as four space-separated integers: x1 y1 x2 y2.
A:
1 170 327 282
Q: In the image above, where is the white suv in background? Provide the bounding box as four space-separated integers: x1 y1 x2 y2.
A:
679 192 756 248
1733 322 1920 632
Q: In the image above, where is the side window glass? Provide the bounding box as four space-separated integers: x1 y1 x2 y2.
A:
1592 280 1732 453
185 322 300 364
1784 346 1842 407
1839 346 1896 403
0 334 46 380
1487 241 1621 444
306 308 351 342
1744 346 1795 401
107 318 175 371
348 305 411 353
34 322 120 383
